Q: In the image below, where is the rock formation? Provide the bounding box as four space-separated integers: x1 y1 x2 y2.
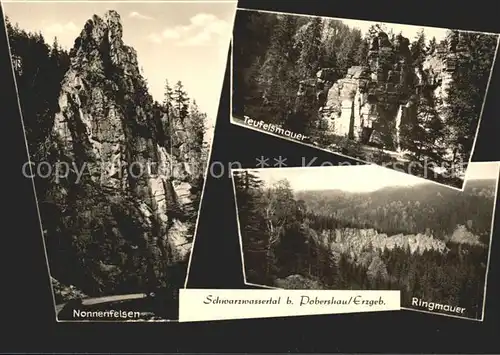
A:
274 274 325 289
315 228 449 257
297 29 466 151
303 223 483 285
44 11 194 296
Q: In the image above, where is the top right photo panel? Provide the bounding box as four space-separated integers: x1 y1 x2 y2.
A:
231 9 499 190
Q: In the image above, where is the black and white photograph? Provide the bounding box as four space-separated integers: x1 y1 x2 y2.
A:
231 9 499 190
2 0 235 321
232 162 499 321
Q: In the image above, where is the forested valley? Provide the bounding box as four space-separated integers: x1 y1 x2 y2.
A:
232 11 498 183
234 170 497 320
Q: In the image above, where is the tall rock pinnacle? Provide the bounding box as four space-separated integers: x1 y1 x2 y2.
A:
46 10 193 297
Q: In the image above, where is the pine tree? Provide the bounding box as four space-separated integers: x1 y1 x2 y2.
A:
233 170 268 283
336 28 363 74
321 19 367 72
261 179 297 278
163 79 174 109
166 80 189 170
51 36 60 56
232 11 279 117
173 80 189 124
6 19 69 168
428 36 437 55
369 24 387 38
162 79 175 150
320 19 341 69
186 100 207 176
187 100 206 153
355 37 370 66
410 29 427 82
296 17 323 80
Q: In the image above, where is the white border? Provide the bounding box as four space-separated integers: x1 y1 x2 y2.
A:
1 0 237 322
229 7 500 192
230 162 500 322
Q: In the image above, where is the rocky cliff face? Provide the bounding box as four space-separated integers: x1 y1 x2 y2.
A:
298 30 464 151
45 11 193 295
313 224 484 257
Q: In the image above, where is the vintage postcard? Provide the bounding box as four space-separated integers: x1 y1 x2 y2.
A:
232 162 499 321
231 8 499 190
3 0 236 321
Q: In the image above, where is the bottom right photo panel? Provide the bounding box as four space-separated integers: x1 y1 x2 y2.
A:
232 162 499 321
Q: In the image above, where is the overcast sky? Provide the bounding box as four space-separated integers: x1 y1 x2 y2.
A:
245 162 499 193
2 0 237 131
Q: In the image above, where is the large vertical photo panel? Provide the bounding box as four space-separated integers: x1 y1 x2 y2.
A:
232 162 499 321
231 9 499 190
2 1 235 321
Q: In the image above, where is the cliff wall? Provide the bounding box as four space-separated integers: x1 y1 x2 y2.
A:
297 30 466 152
